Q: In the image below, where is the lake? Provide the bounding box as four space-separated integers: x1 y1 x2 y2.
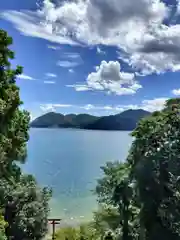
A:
22 128 132 225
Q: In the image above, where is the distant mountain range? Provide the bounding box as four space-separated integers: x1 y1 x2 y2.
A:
30 109 151 131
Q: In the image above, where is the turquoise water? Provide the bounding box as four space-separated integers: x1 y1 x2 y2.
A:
22 128 132 225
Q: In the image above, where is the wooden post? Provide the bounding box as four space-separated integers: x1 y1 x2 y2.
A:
48 218 61 240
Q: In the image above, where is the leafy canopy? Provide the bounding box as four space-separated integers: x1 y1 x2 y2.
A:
0 29 52 240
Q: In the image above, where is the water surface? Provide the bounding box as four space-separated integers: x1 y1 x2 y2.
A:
22 128 132 224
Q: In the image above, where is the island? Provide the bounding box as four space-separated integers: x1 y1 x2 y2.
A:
30 109 151 131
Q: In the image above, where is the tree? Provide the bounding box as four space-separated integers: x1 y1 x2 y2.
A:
113 179 134 240
0 29 52 240
0 175 52 240
0 213 7 240
55 223 99 240
95 161 130 206
103 231 114 240
127 98 180 239
94 98 180 239
94 161 139 239
0 29 30 181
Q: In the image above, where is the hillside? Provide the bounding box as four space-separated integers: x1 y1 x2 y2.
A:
84 109 150 130
30 112 99 128
30 109 151 130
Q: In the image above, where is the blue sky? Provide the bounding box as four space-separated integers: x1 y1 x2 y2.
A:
1 0 180 120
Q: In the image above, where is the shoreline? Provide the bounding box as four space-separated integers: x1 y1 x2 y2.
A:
30 126 132 132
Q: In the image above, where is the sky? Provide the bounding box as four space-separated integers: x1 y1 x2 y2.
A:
1 0 180 120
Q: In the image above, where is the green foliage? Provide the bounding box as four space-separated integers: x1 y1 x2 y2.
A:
94 98 180 239
92 205 120 237
0 29 30 180
0 29 51 240
2 28 180 240
0 175 52 240
55 226 78 240
0 213 7 240
55 223 99 240
95 161 130 206
128 99 180 239
95 161 139 239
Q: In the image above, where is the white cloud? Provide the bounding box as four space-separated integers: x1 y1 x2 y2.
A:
57 52 83 68
38 97 168 114
45 73 57 78
3 0 180 75
69 69 74 73
44 80 56 84
97 47 105 55
81 98 168 113
40 103 72 112
67 84 89 91
100 98 167 113
69 61 142 95
57 60 81 68
172 88 180 96
140 98 167 112
81 104 95 110
63 52 81 59
118 30 180 75
40 104 55 112
30 113 35 121
47 45 61 50
1 11 78 45
18 74 35 80
177 0 180 15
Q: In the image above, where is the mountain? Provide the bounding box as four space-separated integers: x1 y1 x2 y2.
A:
30 109 151 130
30 112 99 128
84 109 150 130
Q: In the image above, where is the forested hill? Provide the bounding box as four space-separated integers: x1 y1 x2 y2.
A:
84 109 150 130
30 109 151 131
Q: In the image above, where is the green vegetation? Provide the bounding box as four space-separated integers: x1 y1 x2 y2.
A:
0 29 51 240
31 112 100 128
0 213 7 240
85 109 150 130
30 109 150 130
55 98 180 239
55 224 98 240
2 28 180 240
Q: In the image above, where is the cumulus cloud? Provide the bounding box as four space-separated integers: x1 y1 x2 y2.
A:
172 88 180 96
18 74 35 80
3 0 180 75
45 72 57 78
69 61 142 95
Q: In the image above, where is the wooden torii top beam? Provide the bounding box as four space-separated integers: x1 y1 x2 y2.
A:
48 218 61 240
